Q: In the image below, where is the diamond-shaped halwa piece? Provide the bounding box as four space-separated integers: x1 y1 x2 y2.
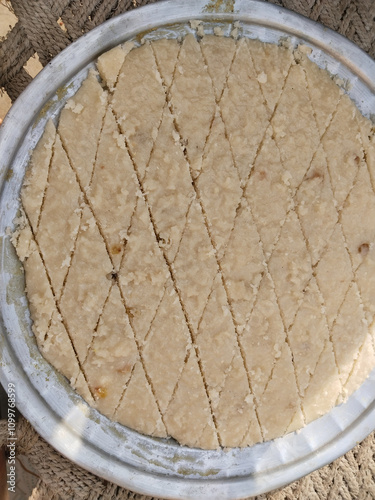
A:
97 41 134 91
164 350 219 449
268 210 312 330
59 70 108 189
245 128 291 257
89 106 138 270
331 282 369 386
143 105 194 263
221 38 270 182
221 202 264 328
170 34 216 178
242 273 285 400
322 94 362 211
197 112 242 259
151 38 180 91
112 42 165 180
301 340 341 424
272 64 319 190
37 134 82 299
214 353 261 447
197 273 255 445
21 119 56 233
115 361 166 438
43 310 81 384
59 206 112 364
84 284 139 419
315 224 353 328
288 278 331 396
257 343 303 441
200 34 236 101
296 145 338 266
119 198 169 342
301 54 342 138
143 279 191 414
247 39 293 114
172 200 217 332
16 233 54 344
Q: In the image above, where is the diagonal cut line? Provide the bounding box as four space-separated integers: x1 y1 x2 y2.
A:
328 281 361 387
300 63 373 391
218 60 295 266
145 38 226 443
150 40 183 96
301 339 330 403
263 265 307 423
247 57 322 424
197 37 292 440
195 37 240 185
55 208 83 303
196 270 217 335
261 59 344 419
160 37 265 442
58 130 167 429
86 91 110 190
111 112 222 446
171 198 194 265
23 210 95 401
192 422 212 449
197 39 296 438
112 362 137 419
42 317 54 344
142 284 168 346
244 76 343 286
138 41 183 183
81 281 113 368
162 347 192 418
34 131 57 235
341 328 374 392
116 178 140 268
303 64 370 386
350 121 375 355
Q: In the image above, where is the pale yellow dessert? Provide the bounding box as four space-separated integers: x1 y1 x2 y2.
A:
12 31 375 450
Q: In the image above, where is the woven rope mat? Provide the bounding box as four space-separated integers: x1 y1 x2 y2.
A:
1 0 375 498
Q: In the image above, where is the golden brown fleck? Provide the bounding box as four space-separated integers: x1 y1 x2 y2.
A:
94 386 107 399
111 244 122 255
358 243 370 256
258 170 267 180
306 170 323 181
117 363 132 374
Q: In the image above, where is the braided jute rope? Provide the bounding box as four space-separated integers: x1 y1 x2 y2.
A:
1 0 375 498
2 0 375 100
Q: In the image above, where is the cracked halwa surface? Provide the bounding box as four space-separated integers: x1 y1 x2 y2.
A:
13 33 375 449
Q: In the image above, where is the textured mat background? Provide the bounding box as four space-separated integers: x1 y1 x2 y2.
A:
0 0 375 498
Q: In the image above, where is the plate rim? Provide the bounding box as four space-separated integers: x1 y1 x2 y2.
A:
1 1 375 498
